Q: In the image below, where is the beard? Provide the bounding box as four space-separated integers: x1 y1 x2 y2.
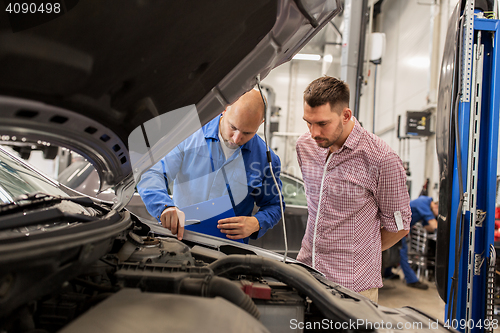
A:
219 116 240 149
313 139 333 148
222 139 239 149
313 121 343 149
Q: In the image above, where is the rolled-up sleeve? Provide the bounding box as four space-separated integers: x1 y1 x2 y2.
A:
137 146 183 222
375 152 411 232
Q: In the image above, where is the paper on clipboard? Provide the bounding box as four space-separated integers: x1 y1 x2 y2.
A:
181 195 242 242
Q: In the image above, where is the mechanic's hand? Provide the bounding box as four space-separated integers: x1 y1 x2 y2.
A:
160 206 186 240
217 216 260 240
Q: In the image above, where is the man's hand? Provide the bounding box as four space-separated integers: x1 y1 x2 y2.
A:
160 206 186 240
217 216 260 240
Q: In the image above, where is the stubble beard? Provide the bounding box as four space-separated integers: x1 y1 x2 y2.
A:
223 139 239 149
313 122 343 149
220 116 240 149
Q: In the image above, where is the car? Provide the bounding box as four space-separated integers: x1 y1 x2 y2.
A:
0 146 451 333
0 1 453 332
56 158 152 222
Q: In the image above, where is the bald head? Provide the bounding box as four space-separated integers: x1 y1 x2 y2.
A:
219 90 265 148
228 89 265 121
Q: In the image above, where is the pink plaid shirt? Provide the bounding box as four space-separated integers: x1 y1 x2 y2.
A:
296 118 411 292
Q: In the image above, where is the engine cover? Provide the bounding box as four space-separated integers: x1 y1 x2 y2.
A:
59 289 270 333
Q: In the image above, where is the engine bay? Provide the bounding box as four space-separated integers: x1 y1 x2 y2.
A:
0 225 351 333
0 207 449 333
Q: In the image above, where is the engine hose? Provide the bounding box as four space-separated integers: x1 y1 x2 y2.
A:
179 276 260 319
208 255 377 329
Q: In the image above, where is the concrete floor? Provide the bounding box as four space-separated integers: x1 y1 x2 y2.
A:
379 268 500 333
378 268 446 322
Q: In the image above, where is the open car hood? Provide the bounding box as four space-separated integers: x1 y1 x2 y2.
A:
0 0 341 209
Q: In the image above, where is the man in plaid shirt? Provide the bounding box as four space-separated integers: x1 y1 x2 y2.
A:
296 76 411 302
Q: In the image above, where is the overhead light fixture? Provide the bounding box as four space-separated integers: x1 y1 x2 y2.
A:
293 53 322 61
323 54 333 63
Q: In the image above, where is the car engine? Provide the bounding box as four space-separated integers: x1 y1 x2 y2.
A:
0 220 345 333
0 197 457 333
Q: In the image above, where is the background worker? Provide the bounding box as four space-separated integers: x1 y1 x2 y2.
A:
395 196 438 290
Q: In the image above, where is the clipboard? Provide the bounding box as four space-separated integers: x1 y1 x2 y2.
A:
181 195 243 243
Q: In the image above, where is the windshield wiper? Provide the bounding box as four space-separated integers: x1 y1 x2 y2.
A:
0 192 96 216
0 206 98 231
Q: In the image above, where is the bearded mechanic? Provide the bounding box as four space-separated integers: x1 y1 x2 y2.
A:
138 89 283 242
295 76 411 303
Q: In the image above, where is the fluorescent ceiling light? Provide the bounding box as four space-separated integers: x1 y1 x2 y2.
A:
323 54 333 63
293 53 321 61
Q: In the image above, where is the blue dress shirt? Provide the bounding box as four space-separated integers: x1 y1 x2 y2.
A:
138 114 284 240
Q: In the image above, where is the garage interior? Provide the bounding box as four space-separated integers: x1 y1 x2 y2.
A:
2 0 499 329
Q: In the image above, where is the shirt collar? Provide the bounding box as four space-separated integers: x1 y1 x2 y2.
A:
241 137 254 152
202 113 254 152
202 114 222 140
342 117 362 151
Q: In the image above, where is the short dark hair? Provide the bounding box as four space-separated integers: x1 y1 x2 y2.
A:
304 76 350 112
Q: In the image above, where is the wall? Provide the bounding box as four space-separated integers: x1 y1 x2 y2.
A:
261 20 343 179
260 0 457 199
261 0 449 198
358 0 458 200
262 59 323 178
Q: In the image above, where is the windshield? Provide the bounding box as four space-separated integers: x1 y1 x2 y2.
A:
0 147 68 204
281 174 306 207
130 101 285 244
58 160 95 190
0 147 90 241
